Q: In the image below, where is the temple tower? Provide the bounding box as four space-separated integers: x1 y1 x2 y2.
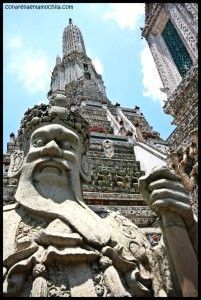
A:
142 3 198 149
49 18 107 104
62 18 86 56
47 19 169 227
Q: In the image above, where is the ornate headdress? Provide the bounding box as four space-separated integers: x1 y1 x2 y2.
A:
17 103 90 155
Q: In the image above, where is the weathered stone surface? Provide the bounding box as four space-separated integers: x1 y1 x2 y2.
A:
44 246 99 265
66 263 97 297
103 266 131 297
3 205 22 260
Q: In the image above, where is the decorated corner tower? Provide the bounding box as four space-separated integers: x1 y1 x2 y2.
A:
141 3 198 149
141 3 198 216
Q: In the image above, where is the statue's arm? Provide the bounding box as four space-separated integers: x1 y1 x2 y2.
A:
138 167 197 256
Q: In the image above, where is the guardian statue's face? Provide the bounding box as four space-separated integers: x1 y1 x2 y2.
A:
27 123 81 174
12 123 86 204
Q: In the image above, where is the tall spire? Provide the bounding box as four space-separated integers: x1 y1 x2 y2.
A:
49 19 107 103
62 19 86 56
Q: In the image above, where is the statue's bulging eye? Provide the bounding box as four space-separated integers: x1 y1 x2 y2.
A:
34 139 44 147
62 141 72 150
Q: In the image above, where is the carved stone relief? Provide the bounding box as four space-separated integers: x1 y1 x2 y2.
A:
176 3 198 35
157 34 182 89
165 3 197 62
147 34 173 96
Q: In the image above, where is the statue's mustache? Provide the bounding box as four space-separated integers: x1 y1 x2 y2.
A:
31 157 72 177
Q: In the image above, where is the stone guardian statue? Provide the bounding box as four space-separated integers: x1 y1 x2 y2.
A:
3 104 197 297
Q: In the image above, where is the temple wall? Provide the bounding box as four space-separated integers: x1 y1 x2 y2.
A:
134 144 166 174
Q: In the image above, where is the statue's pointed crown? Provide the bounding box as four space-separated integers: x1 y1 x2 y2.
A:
17 94 90 154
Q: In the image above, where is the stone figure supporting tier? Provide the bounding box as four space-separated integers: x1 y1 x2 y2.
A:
3 104 197 297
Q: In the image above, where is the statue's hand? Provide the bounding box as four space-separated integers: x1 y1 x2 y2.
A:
138 167 194 229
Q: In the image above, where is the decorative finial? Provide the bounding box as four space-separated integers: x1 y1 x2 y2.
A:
10 132 15 138
69 18 72 24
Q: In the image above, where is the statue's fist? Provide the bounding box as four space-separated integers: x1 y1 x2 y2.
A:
138 167 194 228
